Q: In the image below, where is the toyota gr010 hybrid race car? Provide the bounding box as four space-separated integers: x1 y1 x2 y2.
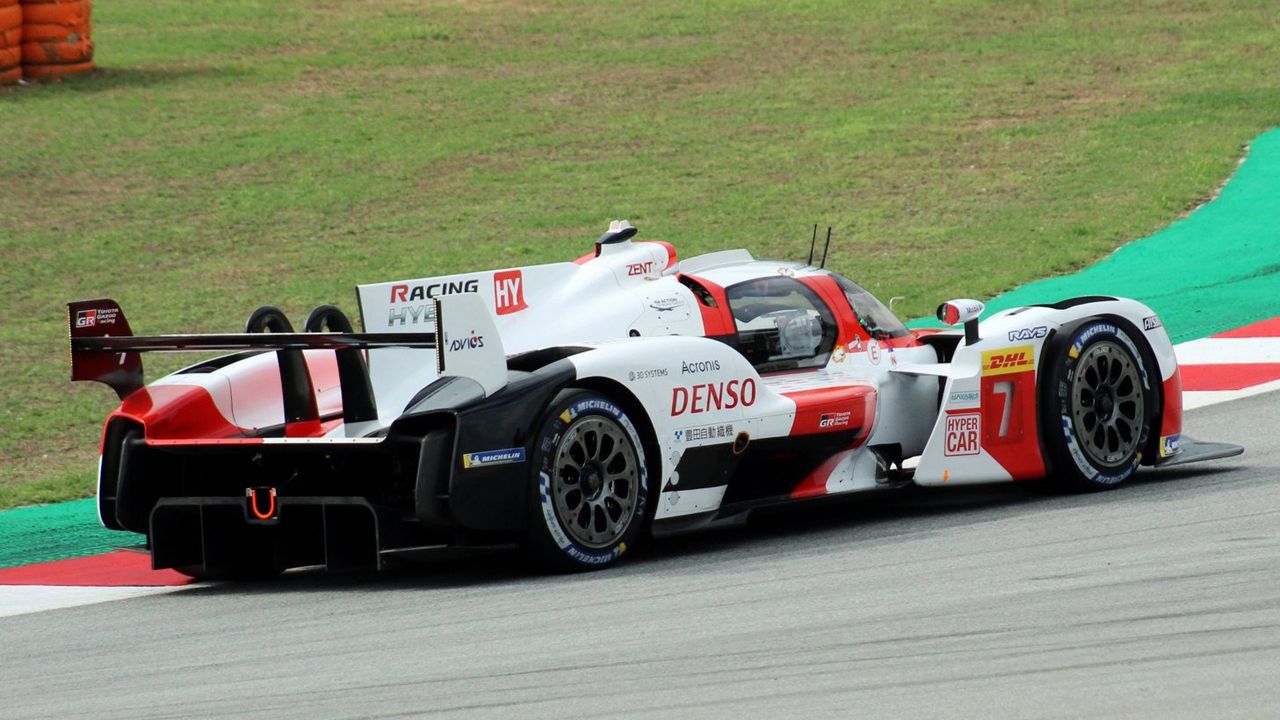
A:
68 221 1242 577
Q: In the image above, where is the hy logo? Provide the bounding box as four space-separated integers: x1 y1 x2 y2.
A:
493 270 527 315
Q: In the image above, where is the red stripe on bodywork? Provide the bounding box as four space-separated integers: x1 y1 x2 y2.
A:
1160 369 1183 443
1212 317 1280 338
681 275 736 336
110 351 345 443
797 276 860 350
646 240 678 271
789 449 855 499
146 438 266 446
0 551 193 587
783 385 877 441
112 385 245 441
1179 363 1280 391
783 385 879 499
978 370 1045 480
911 328 947 339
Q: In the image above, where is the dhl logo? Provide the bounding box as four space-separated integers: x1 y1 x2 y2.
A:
981 344 1034 376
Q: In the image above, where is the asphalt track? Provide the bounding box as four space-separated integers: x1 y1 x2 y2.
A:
2 393 1276 719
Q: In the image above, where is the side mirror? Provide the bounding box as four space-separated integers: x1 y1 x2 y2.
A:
936 298 984 345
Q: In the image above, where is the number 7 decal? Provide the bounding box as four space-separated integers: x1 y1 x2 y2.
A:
993 380 1013 438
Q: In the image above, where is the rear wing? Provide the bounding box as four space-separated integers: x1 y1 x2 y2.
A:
69 294 507 425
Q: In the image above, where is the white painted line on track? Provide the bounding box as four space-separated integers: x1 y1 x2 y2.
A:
0 585 194 619
1182 378 1280 410
1174 337 1280 365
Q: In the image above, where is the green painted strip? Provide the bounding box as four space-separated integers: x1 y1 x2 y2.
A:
0 499 134 571
912 128 1280 343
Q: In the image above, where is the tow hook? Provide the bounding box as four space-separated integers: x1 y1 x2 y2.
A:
245 487 279 524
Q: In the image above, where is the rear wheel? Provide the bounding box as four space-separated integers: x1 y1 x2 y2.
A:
1041 318 1156 490
526 390 649 571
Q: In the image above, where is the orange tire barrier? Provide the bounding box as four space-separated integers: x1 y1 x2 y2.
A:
0 4 21 29
20 57 90 78
20 0 94 80
20 21 86 42
20 0 89 27
22 37 90 64
0 0 16 86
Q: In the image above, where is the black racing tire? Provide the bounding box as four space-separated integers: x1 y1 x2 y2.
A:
526 389 650 572
1040 317 1157 491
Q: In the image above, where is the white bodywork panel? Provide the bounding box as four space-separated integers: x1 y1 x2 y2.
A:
353 240 702 420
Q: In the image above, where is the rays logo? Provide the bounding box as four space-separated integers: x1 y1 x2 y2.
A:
449 333 485 351
1008 326 1047 342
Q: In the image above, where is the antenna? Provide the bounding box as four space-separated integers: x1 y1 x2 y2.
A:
819 226 832 268
807 224 817 265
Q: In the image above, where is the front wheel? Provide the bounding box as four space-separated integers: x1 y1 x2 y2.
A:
526 390 650 572
1041 318 1157 490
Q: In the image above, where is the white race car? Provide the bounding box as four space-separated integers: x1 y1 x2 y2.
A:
68 221 1241 577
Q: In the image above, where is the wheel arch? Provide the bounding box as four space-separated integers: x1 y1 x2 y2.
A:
569 375 665 496
1036 312 1164 483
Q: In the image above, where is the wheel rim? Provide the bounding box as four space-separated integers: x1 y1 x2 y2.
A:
1070 340 1145 468
552 416 640 549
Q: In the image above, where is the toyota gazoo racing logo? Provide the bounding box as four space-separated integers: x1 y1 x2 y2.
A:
818 411 850 428
74 307 118 329
981 344 1034 376
387 278 479 326
447 332 485 352
670 378 756 416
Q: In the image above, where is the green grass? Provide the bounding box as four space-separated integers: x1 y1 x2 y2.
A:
2 0 1278 508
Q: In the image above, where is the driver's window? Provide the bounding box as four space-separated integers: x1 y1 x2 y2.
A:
725 277 837 373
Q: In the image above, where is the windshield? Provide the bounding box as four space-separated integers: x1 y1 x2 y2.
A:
830 274 909 340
